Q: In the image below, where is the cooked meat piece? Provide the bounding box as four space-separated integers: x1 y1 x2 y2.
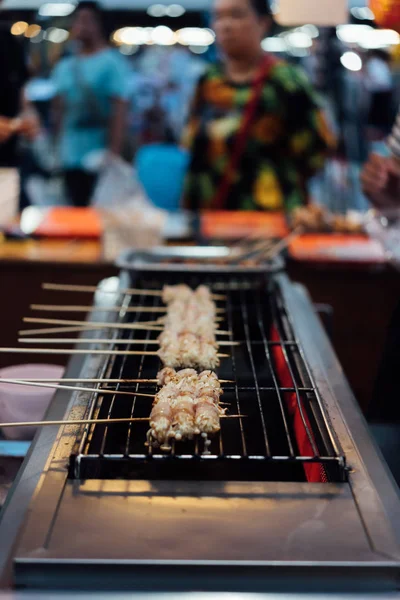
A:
195 397 222 436
147 369 224 452
162 284 192 304
170 394 197 441
157 367 177 386
148 399 174 449
197 342 220 370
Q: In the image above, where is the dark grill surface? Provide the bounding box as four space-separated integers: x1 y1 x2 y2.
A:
69 276 346 482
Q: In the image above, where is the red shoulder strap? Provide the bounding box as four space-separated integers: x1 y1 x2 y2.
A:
212 55 278 211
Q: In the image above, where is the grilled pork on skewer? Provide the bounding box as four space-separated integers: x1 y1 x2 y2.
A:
158 285 221 370
148 368 224 453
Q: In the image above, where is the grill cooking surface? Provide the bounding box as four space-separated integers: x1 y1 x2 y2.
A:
70 277 345 482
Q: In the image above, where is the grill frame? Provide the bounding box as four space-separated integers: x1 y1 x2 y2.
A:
69 273 346 483
7 272 400 591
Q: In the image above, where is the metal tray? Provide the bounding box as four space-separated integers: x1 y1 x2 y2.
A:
116 246 285 275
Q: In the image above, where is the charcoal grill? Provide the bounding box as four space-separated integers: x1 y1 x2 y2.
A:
69 275 344 484
1 268 400 594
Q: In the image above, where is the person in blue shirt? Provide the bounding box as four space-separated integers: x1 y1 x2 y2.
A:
52 1 130 206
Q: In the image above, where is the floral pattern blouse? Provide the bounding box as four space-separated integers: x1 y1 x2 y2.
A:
183 58 335 212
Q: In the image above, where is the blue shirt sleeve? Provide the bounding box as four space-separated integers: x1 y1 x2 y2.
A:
106 52 130 100
51 58 68 96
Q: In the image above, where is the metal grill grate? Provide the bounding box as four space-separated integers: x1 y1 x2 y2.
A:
70 276 346 482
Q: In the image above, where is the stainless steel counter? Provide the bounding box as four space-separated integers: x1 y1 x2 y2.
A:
0 274 399 596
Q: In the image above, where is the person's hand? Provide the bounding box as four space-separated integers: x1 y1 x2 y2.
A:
361 153 400 208
0 113 40 144
18 113 40 141
0 116 14 144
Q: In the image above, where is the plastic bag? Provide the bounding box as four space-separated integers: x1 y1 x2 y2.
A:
91 155 147 209
92 155 167 260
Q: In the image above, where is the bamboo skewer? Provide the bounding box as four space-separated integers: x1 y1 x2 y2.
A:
18 338 240 347
0 377 235 384
0 418 151 428
0 347 230 358
21 319 225 337
20 319 226 336
23 317 162 332
42 283 226 301
0 379 155 398
22 317 232 336
131 319 164 326
31 304 226 314
19 325 108 336
0 415 245 429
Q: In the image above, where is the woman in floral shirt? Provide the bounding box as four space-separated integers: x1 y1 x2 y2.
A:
183 0 335 212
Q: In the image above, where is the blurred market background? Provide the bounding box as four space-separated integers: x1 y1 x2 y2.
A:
1 0 400 212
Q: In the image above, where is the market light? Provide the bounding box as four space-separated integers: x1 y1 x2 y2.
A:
340 51 362 71
337 24 399 48
350 7 375 21
147 3 166 17
336 24 373 44
118 27 152 45
151 25 176 45
358 28 400 49
296 24 319 38
112 29 123 44
285 31 312 49
166 4 185 17
112 26 215 48
147 3 186 17
10 21 28 36
39 2 76 17
46 27 69 43
261 37 288 52
176 27 215 46
25 24 42 39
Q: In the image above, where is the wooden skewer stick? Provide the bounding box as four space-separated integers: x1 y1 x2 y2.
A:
0 378 155 398
19 338 240 347
0 378 162 383
22 317 232 336
0 347 230 358
19 325 108 336
23 317 163 332
42 283 226 301
30 304 226 314
0 415 245 429
146 316 224 324
130 319 163 326
0 377 235 384
0 417 151 428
